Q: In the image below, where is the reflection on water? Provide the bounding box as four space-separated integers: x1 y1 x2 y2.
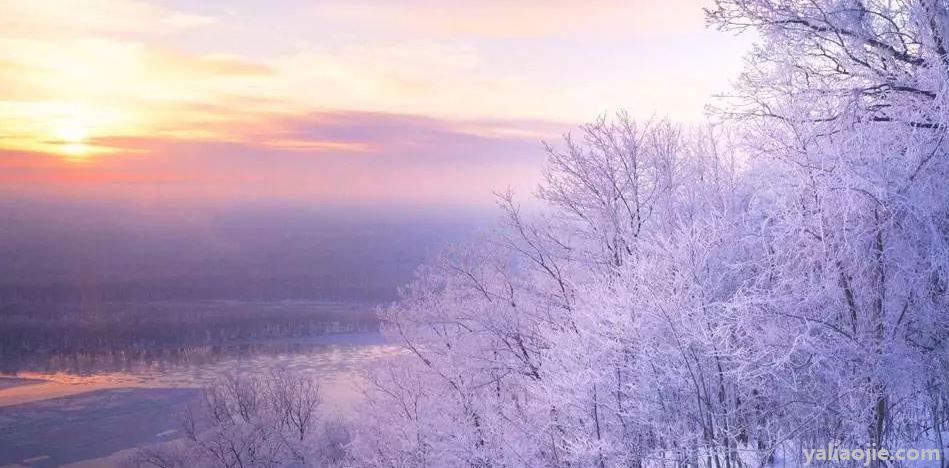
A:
0 333 404 409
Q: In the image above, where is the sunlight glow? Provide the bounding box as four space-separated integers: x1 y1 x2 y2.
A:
0 102 129 160
56 122 91 161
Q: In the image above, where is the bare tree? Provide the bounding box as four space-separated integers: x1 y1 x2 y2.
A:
127 372 332 468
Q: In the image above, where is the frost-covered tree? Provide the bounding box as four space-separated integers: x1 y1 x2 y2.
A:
708 0 949 460
127 372 345 468
348 118 765 468
346 1 949 467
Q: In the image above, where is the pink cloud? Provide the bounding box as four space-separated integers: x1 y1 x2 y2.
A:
0 112 564 207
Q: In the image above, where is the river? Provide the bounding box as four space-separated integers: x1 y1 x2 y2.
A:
0 332 401 467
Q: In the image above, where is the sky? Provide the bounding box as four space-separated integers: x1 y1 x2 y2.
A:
0 0 753 301
0 0 751 209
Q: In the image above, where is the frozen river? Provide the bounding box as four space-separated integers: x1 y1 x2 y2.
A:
0 333 401 467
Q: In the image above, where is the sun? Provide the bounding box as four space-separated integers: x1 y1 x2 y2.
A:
55 123 91 161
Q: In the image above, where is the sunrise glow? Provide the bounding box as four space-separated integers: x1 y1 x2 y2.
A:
0 0 749 205
55 121 91 160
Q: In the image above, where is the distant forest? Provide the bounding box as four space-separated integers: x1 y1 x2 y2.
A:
0 301 378 355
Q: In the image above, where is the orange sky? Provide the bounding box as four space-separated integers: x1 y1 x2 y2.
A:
0 0 750 207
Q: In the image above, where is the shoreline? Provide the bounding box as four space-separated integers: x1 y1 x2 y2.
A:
0 375 43 391
0 376 172 408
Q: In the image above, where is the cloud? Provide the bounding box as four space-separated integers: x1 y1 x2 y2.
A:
0 35 279 155
0 111 560 206
0 30 574 156
0 0 215 38
0 0 751 209
0 0 751 161
312 0 705 39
